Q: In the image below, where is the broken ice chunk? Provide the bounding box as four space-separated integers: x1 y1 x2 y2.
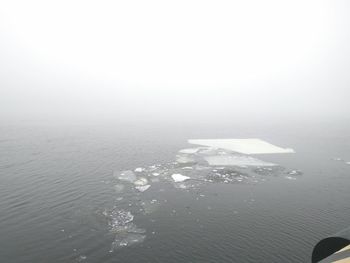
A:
204 155 276 167
135 185 151 192
286 170 303 176
171 173 190 182
188 139 294 154
117 170 137 183
134 167 145 172
134 177 148 186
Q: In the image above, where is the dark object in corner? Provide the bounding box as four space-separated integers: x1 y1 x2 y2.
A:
312 227 350 262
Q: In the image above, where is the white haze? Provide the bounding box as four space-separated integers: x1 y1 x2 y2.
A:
0 0 349 124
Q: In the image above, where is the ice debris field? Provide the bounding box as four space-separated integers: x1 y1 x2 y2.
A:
105 139 301 251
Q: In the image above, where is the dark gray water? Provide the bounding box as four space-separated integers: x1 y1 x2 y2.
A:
1 120 350 263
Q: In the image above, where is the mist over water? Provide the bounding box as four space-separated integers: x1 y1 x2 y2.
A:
1 1 350 262
1 0 350 124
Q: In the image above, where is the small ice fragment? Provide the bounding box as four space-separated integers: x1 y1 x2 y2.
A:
346 161 350 165
135 185 151 192
135 168 144 172
134 177 148 186
118 170 137 183
78 255 87 261
182 167 193 170
171 173 190 182
286 170 302 176
152 172 160 176
285 176 297 180
188 139 294 154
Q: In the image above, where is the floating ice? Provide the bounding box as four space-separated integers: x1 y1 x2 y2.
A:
178 147 203 154
107 138 299 252
118 170 137 183
112 233 146 250
135 185 151 192
286 170 303 176
206 168 247 184
134 177 148 186
77 255 87 262
171 173 190 182
204 155 276 167
106 208 146 251
188 139 294 154
109 209 134 231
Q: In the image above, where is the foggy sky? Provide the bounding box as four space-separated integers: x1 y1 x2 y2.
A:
1 0 349 123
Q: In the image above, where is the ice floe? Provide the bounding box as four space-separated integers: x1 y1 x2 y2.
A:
171 173 191 182
188 138 295 154
134 177 148 186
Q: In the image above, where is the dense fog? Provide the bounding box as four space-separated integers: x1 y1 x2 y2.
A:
1 0 349 124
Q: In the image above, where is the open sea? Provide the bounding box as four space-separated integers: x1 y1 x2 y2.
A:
0 119 349 263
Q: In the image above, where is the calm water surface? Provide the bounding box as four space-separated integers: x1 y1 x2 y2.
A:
0 120 350 262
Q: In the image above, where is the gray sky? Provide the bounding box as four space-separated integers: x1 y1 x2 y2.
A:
0 0 349 123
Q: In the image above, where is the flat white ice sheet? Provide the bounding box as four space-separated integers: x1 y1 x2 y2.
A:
188 139 294 154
